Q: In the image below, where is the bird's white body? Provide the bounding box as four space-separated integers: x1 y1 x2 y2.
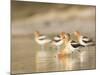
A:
54 36 61 40
79 36 93 46
34 31 51 50
35 35 51 45
52 35 64 51
66 40 82 52
52 39 63 46
35 38 51 45
74 31 94 47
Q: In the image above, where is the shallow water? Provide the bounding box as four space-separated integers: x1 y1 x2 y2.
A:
11 36 96 74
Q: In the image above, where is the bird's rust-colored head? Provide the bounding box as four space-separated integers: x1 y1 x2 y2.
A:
64 33 71 42
60 32 71 44
60 32 66 39
74 31 81 37
34 31 40 37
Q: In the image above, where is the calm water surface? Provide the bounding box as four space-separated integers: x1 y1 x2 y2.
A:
11 36 96 74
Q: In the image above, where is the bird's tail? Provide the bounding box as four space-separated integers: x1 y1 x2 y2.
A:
80 44 85 47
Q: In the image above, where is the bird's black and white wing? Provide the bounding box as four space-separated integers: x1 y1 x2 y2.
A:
54 35 61 40
82 36 92 43
71 40 84 48
38 35 47 40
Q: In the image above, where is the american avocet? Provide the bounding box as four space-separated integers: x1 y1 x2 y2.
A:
57 32 70 57
51 32 64 51
62 32 84 53
34 31 51 50
74 31 95 47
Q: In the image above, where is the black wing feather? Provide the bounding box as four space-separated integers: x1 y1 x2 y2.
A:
82 39 92 43
53 39 61 42
71 40 84 48
38 35 47 40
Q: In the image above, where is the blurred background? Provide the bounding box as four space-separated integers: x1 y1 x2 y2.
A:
11 0 96 74
12 1 95 36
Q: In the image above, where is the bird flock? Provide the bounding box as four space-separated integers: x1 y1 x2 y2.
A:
34 31 95 57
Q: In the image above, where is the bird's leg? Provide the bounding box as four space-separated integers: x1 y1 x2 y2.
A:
86 46 89 51
72 51 73 54
41 45 45 50
57 46 60 51
57 46 61 54
77 49 81 53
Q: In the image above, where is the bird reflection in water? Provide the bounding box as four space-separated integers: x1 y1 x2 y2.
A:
57 50 88 71
35 50 49 72
57 54 73 70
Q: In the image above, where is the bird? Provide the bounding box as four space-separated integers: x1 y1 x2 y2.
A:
34 31 51 50
61 32 84 53
74 31 95 47
51 32 64 51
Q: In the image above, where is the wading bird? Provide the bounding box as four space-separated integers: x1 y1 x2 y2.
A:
58 32 84 57
34 31 51 50
51 32 65 51
74 31 95 47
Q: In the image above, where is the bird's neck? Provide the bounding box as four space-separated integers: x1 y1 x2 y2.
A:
77 35 81 41
35 33 40 38
64 38 70 45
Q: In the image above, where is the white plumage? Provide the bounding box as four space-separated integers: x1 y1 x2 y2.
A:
34 31 51 50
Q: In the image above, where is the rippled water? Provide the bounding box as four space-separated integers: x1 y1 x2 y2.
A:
11 36 96 74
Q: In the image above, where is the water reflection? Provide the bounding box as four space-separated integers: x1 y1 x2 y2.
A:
12 36 95 74
35 49 57 72
34 48 93 72
57 54 73 70
35 49 72 72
